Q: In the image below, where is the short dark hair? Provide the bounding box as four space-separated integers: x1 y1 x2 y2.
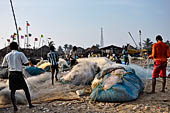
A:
10 42 18 50
50 45 55 51
156 35 163 41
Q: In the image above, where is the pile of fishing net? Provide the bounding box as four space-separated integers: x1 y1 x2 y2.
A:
0 72 51 105
0 68 8 79
37 61 51 72
0 72 81 107
60 61 100 85
59 57 116 85
90 64 144 102
0 66 46 79
24 67 46 76
37 58 70 72
77 57 113 69
58 58 70 71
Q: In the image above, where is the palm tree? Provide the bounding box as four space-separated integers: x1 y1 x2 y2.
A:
165 40 170 48
57 46 64 56
143 38 153 54
63 44 68 51
48 41 54 47
58 46 63 52
68 44 73 50
143 38 153 48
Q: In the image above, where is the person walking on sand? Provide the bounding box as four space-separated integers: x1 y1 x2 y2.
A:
1 42 34 112
69 46 78 67
122 46 129 65
47 45 59 85
148 35 170 93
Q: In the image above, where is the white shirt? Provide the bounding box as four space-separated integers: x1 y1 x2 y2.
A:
70 50 77 60
2 50 29 71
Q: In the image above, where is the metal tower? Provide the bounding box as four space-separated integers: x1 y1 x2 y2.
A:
100 27 104 47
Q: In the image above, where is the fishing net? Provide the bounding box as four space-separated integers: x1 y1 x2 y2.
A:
0 68 8 79
90 64 144 102
77 57 113 69
60 61 100 85
0 72 81 108
24 66 45 76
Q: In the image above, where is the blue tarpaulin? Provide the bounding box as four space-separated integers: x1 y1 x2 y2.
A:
90 68 144 102
25 67 45 76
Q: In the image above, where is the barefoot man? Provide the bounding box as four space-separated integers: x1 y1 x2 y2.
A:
47 45 59 85
149 35 170 93
1 42 34 112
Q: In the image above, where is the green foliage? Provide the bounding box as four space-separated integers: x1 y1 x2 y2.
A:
48 41 54 47
58 46 63 52
165 40 170 48
142 38 153 54
142 38 153 49
63 44 68 50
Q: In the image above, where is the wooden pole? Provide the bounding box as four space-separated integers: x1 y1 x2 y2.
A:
26 21 29 48
139 30 142 56
34 40 35 49
139 30 142 50
24 35 26 48
39 36 41 48
128 32 138 48
41 40 44 58
10 0 20 46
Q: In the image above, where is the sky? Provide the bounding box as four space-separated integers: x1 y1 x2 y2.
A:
0 0 170 49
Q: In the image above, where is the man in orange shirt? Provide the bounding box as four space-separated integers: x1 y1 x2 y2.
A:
149 35 170 93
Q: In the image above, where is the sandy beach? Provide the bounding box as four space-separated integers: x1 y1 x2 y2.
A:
0 77 170 113
0 58 170 113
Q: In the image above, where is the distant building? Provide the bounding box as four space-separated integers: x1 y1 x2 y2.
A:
0 46 10 63
84 46 101 57
100 45 122 56
35 45 50 59
77 47 85 57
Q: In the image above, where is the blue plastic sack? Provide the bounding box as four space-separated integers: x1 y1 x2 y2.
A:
25 67 45 76
90 70 144 102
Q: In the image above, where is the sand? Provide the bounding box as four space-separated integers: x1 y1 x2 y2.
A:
0 59 170 113
0 78 170 113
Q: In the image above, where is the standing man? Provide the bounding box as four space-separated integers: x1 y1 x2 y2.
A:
47 45 59 85
69 46 77 67
122 46 129 65
1 42 34 112
149 35 170 93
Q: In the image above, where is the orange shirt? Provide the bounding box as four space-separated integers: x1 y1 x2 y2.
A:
150 41 170 61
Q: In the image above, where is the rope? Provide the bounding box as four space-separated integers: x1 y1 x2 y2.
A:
90 84 102 102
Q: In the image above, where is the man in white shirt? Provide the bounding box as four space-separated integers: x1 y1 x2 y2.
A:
2 42 34 112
